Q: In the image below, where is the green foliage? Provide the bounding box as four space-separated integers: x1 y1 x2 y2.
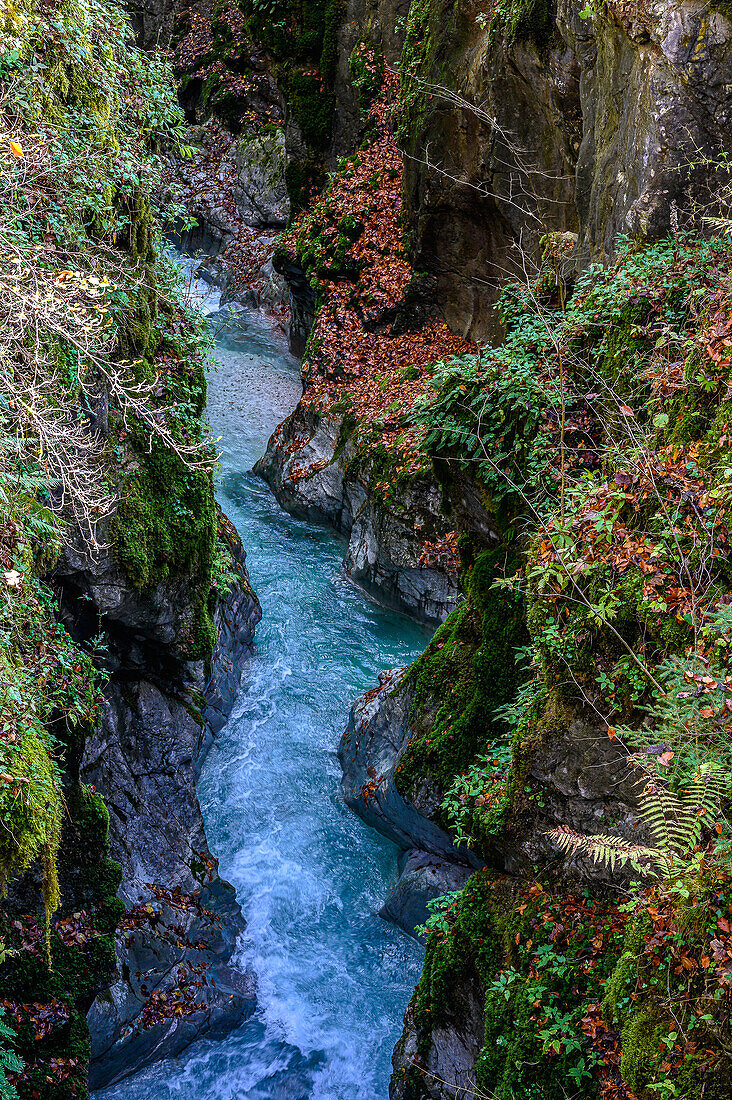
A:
401 232 732 1097
395 549 526 831
411 874 624 1100
483 0 557 49
0 1007 22 1100
551 765 728 878
0 498 99 925
0 7 219 1097
244 0 341 163
414 890 464 939
416 313 567 523
349 39 384 111
1 784 123 1100
441 743 513 847
1 0 190 252
413 871 503 1034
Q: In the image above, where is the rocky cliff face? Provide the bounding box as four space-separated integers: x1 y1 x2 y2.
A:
255 406 461 623
51 511 261 1089
0 1 269 1090
250 0 732 642
400 0 732 337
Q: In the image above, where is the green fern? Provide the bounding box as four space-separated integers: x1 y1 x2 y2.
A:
703 214 732 238
549 762 726 879
0 1007 22 1100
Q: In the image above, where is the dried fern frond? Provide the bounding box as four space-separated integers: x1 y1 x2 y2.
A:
549 825 665 875
703 214 732 237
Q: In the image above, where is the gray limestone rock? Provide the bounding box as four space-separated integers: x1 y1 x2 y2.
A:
234 128 290 228
380 850 473 940
338 669 478 862
390 981 486 1100
50 508 261 1088
87 879 256 1090
255 405 460 624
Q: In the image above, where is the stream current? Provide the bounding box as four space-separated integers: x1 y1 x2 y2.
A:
97 273 428 1099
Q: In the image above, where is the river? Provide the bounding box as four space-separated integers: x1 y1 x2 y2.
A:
96 276 429 1099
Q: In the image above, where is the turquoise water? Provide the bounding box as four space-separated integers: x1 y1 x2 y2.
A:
98 291 428 1098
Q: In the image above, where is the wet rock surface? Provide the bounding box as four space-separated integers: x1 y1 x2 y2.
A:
52 512 261 1088
380 850 473 940
339 670 470 858
390 980 486 1100
87 880 255 1090
167 121 289 316
339 669 479 942
255 406 460 624
564 0 732 262
233 128 289 228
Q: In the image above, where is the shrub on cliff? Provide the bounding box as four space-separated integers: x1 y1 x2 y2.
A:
397 231 732 1099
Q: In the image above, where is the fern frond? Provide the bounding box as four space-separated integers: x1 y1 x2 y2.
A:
638 782 685 853
703 214 732 238
549 825 664 875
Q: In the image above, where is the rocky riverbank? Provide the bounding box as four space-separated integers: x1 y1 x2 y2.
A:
255 405 460 624
64 510 261 1090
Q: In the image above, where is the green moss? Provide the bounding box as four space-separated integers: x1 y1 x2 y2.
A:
601 914 649 1026
412 876 623 1100
487 0 557 49
413 870 503 1035
113 442 217 659
478 975 582 1100
398 0 440 152
0 553 99 932
1 785 123 1100
245 0 342 167
285 68 334 151
396 549 525 815
0 730 63 918
620 1011 660 1094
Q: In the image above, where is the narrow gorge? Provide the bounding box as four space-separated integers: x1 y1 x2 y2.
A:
3 0 732 1098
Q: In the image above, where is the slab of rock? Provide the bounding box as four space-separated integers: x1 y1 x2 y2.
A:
391 980 486 1100
234 128 289 228
380 850 473 940
87 879 256 1090
256 404 460 624
339 670 479 862
52 510 261 1088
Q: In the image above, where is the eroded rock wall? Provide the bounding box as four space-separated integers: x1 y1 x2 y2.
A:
255 405 461 623
401 0 732 336
51 513 261 1089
